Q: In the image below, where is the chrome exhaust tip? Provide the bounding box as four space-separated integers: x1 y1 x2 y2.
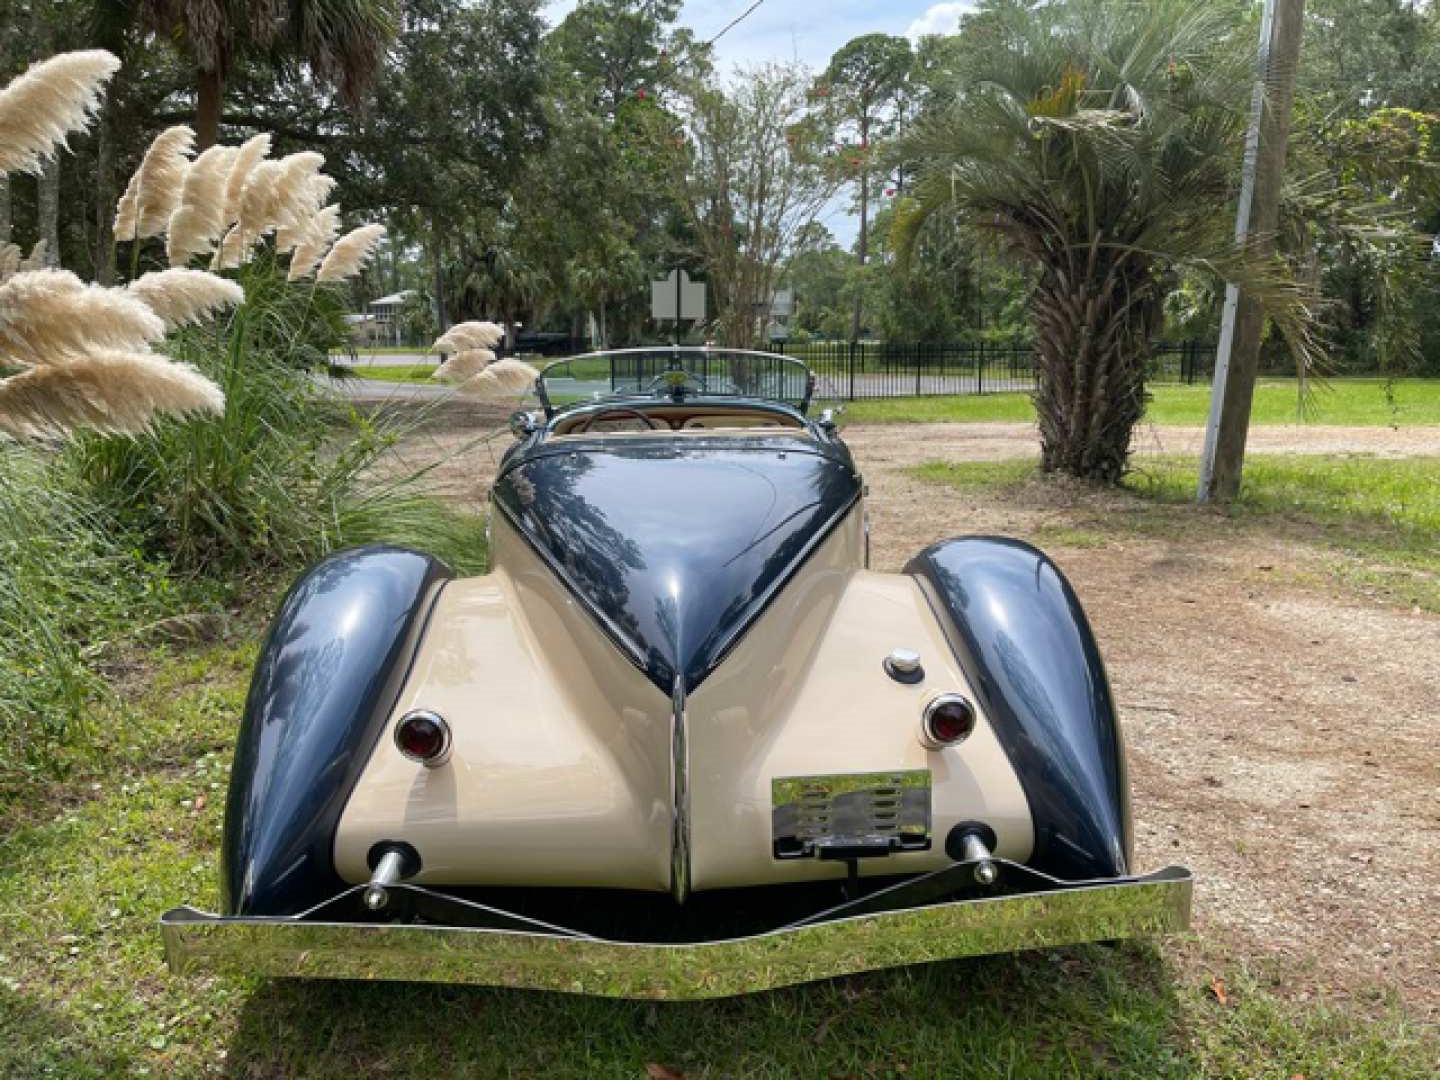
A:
363 848 410 912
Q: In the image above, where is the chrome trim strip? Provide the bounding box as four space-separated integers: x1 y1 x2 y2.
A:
161 864 1191 1001
669 675 691 904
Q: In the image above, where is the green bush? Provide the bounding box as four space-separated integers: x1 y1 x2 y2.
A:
66 263 485 578
0 450 181 790
2 262 486 788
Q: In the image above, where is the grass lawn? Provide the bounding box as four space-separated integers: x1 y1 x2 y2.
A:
336 363 441 384
844 378 1440 426
912 453 1440 611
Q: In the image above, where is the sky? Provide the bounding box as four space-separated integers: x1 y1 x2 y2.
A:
539 1 979 245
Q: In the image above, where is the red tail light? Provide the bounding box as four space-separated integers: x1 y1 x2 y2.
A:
920 694 976 749
394 709 452 767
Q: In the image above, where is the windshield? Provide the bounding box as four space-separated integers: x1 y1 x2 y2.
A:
536 348 816 415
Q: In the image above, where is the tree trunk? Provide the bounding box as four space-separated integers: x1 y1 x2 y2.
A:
1031 250 1158 482
94 92 117 284
0 176 10 245
849 115 871 344
38 155 61 267
195 67 224 149
429 225 448 330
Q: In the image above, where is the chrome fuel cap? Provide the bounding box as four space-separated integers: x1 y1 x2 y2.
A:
884 648 924 684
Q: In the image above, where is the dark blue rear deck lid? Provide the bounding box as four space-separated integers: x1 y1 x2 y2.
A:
492 439 861 693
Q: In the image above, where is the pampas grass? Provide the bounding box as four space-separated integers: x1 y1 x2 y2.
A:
19 239 48 271
0 349 223 437
456 358 538 398
113 173 140 240
222 134 272 229
432 320 504 354
0 240 43 283
433 348 495 382
126 269 245 330
0 269 166 364
316 223 385 282
167 145 238 265
0 50 120 176
131 125 195 240
287 205 340 280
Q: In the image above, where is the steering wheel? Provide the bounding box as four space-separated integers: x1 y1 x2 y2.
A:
573 406 665 433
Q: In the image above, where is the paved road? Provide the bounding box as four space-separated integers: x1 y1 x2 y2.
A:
314 373 456 402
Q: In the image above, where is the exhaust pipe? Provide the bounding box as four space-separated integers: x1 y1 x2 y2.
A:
364 847 414 912
959 832 998 885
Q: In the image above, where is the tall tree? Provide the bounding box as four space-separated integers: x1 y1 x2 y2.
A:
136 0 397 146
816 33 911 341
671 64 839 348
345 0 546 328
900 0 1316 481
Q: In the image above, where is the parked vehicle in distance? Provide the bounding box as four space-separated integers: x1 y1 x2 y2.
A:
162 348 1191 999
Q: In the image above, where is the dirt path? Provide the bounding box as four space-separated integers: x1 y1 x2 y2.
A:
394 413 1439 1017
855 420 1440 463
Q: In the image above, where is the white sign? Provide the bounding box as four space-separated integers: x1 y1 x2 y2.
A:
651 268 707 322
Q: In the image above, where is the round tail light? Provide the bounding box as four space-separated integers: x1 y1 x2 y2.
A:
920 694 976 749
394 709 452 767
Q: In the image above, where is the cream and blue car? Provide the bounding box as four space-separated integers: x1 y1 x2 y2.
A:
161 348 1191 999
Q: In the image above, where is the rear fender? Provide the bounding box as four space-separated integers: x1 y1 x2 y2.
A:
906 537 1131 879
221 545 452 916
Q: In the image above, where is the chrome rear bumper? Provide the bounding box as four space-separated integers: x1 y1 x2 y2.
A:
161 862 1191 1000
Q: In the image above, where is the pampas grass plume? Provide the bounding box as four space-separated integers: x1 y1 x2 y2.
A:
113 172 140 239
222 133 272 228
0 244 19 283
167 144 238 265
127 269 245 330
131 125 195 239
433 348 495 382
316 223 385 282
287 205 341 280
0 50 120 176
0 269 166 364
457 358 538 398
432 320 504 354
0 349 224 437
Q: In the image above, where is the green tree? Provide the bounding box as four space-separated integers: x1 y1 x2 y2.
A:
900 0 1314 481
815 33 912 341
134 0 397 146
670 65 839 348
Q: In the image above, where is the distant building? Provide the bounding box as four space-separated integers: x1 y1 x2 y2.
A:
367 290 417 346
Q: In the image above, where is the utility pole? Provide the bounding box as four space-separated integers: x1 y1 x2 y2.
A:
1197 0 1306 503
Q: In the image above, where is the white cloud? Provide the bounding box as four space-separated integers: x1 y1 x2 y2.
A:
905 2 976 41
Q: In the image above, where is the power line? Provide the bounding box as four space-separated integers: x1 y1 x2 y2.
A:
708 0 767 46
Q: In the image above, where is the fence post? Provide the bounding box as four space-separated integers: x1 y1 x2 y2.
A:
977 340 985 395
848 340 857 401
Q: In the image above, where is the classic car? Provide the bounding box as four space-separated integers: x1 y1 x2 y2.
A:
161 347 1191 1000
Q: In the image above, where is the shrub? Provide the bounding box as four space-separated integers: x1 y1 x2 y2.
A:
0 449 182 790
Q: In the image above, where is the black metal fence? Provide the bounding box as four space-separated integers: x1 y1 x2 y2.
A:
772 339 1216 401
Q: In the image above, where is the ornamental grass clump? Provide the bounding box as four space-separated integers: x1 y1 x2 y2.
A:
0 51 237 438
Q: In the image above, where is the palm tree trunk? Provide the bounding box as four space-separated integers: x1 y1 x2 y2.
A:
195 67 224 149
38 155 61 267
1032 250 1157 482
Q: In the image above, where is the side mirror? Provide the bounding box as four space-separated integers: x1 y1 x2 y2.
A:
509 410 538 439
817 407 841 433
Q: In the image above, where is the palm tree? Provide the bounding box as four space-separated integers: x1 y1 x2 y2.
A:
135 0 397 147
898 0 1315 482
